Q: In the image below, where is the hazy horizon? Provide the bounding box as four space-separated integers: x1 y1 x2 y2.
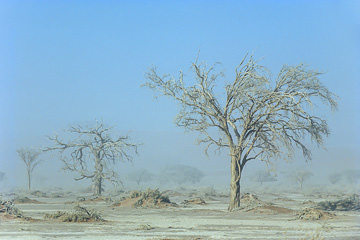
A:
1 1 359 192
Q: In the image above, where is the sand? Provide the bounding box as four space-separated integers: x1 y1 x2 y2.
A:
0 189 359 240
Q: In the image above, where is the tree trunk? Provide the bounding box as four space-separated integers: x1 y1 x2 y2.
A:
27 169 31 191
228 155 241 211
94 176 102 196
94 157 103 196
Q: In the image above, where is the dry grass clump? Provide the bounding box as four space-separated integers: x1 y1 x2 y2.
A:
44 205 104 222
239 193 265 211
1 200 23 217
317 194 359 211
136 224 155 230
114 189 175 208
296 208 335 221
0 200 30 220
132 189 171 207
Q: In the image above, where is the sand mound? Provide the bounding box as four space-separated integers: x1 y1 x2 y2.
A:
44 205 104 222
30 191 47 197
239 193 266 211
182 198 206 205
14 196 43 204
296 208 335 220
66 196 113 204
80 196 113 203
239 193 293 214
250 205 294 214
162 190 182 197
114 189 176 208
302 200 315 205
274 197 295 202
317 194 360 211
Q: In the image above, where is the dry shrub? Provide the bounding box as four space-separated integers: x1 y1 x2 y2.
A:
44 205 104 222
0 200 29 220
240 193 265 211
114 189 175 208
1 200 23 217
296 208 335 221
133 189 171 207
136 224 155 230
317 194 359 211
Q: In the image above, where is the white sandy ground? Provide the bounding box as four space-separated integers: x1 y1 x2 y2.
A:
0 190 359 240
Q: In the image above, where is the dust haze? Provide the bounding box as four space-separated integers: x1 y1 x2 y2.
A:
1 1 360 239
1 128 359 239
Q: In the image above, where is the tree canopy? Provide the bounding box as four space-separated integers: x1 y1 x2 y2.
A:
144 54 338 210
44 121 138 195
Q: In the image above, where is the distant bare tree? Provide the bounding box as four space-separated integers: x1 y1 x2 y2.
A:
328 172 342 185
343 170 360 184
159 164 204 185
127 169 154 186
44 121 138 196
289 169 313 189
16 148 41 190
144 54 337 211
251 170 277 185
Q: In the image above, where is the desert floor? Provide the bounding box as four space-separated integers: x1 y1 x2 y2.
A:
0 188 359 240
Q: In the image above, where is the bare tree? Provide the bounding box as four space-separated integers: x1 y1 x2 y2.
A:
127 169 154 186
343 170 360 185
159 164 204 185
328 172 343 185
251 170 277 185
289 169 313 189
144 54 337 211
44 121 138 196
16 148 41 190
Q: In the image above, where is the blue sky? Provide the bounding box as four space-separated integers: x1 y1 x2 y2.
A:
0 0 359 189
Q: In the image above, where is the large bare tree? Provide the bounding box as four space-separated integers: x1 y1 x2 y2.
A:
44 121 138 196
17 148 42 190
144 54 338 211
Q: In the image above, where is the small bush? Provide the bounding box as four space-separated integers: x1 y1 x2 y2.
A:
239 193 265 211
317 194 359 211
44 205 104 222
133 189 170 207
136 224 155 230
0 200 24 218
296 208 335 221
113 189 174 208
